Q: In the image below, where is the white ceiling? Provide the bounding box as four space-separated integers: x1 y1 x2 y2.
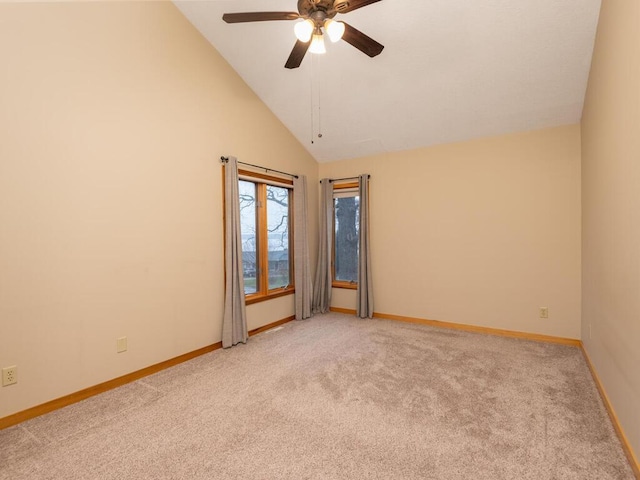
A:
174 0 601 163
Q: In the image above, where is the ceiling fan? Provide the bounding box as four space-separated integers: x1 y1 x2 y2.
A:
222 0 384 69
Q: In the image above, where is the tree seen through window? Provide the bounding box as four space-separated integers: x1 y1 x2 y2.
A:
238 178 291 297
334 195 359 284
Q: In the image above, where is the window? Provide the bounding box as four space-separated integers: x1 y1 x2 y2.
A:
237 170 294 304
333 182 359 289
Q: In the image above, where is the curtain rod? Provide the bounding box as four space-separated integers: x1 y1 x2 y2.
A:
220 156 298 179
320 175 371 184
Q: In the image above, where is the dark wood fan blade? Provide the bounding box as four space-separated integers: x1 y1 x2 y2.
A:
336 0 382 14
222 12 300 23
341 22 384 57
285 40 311 69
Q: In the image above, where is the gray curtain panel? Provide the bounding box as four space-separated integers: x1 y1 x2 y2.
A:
312 178 333 314
357 174 373 318
222 156 248 348
293 175 313 320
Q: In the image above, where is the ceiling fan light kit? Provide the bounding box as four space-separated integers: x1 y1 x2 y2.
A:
324 18 345 42
294 19 315 42
222 0 384 69
309 32 327 54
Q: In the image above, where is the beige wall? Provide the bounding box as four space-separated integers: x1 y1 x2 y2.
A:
0 2 317 418
320 125 582 339
581 0 640 461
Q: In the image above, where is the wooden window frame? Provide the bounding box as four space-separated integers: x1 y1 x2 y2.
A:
332 181 359 290
228 169 295 305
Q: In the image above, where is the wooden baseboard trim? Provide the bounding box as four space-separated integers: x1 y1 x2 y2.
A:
0 315 296 431
329 307 356 315
329 308 581 346
581 346 640 479
248 315 295 336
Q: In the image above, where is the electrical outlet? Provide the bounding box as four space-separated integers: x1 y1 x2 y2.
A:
539 307 549 319
2 366 17 386
117 336 127 353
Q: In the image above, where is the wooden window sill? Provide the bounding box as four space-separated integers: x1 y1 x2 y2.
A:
332 282 357 290
245 287 295 305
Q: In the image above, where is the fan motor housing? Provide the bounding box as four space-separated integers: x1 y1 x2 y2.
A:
297 0 340 16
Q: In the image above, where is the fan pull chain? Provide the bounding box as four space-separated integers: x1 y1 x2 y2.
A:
318 74 323 139
310 70 315 144
310 54 323 145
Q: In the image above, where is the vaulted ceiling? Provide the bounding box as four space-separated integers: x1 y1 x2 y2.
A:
175 0 601 163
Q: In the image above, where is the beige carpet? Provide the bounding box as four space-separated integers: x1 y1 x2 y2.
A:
0 313 634 479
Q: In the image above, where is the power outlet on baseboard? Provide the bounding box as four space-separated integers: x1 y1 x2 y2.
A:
2 366 17 386
539 307 549 319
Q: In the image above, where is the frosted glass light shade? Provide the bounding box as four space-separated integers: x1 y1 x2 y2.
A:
309 34 326 54
324 19 345 42
294 19 314 42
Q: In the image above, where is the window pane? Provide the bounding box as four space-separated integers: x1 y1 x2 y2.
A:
239 180 257 294
334 195 359 283
267 185 290 289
